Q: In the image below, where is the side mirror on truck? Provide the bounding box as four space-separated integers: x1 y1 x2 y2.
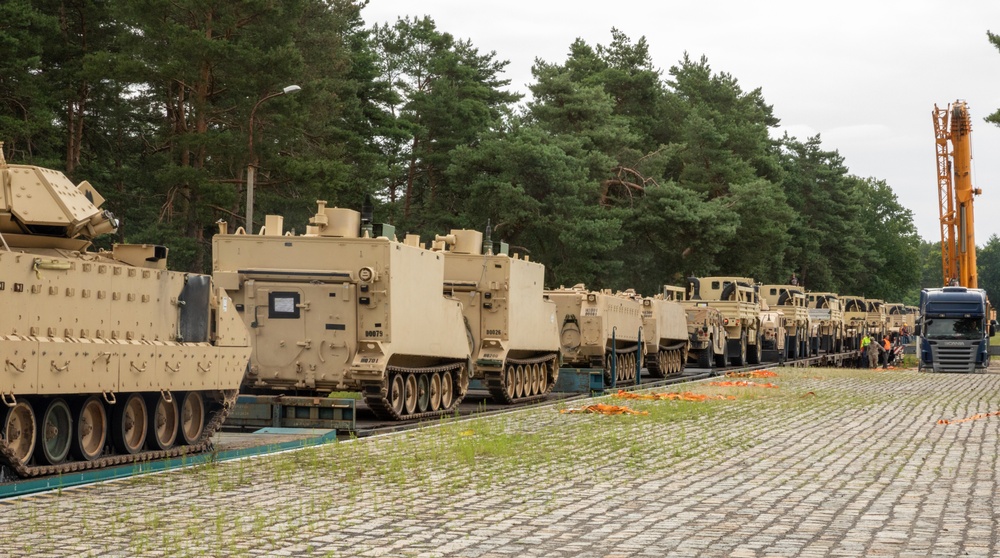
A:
913 324 921 336
990 320 998 337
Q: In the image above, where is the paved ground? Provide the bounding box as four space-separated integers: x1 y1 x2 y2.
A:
1 366 999 557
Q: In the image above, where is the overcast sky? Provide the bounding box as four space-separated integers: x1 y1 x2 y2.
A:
363 1 1000 244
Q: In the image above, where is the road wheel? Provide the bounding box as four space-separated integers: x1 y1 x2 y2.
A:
73 395 108 461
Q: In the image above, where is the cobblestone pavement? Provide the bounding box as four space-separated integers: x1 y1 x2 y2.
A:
1 367 999 557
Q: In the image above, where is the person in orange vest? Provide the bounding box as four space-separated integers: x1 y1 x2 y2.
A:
882 335 891 368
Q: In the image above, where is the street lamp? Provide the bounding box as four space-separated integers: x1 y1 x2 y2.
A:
246 84 301 232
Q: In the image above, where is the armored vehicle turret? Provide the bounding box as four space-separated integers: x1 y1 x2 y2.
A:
212 202 472 420
435 228 560 404
0 150 250 476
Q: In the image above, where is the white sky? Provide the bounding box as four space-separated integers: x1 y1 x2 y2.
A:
363 1 1000 244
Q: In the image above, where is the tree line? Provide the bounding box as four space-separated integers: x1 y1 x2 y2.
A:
1 1 931 301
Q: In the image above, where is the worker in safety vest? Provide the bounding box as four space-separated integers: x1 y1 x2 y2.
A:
860 334 871 368
882 335 891 368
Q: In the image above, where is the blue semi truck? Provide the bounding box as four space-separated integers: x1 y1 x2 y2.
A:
915 287 997 372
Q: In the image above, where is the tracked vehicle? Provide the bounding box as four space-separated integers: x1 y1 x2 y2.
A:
435 228 559 404
760 284 811 359
639 293 688 377
683 277 763 366
0 152 250 477
545 285 642 385
212 202 472 420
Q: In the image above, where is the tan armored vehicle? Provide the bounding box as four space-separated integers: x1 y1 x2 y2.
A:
435 228 559 404
807 292 845 353
885 303 909 337
213 202 472 420
760 284 811 359
545 285 643 385
684 304 728 368
683 277 763 366
760 310 787 364
865 298 889 340
639 294 688 377
840 296 868 350
0 153 250 476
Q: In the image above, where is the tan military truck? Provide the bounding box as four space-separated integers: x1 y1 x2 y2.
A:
213 202 472 420
760 284 811 359
840 295 868 350
544 285 643 385
865 298 889 341
807 292 845 353
684 304 728 368
683 277 763 366
639 294 688 377
435 229 559 404
0 152 250 475
885 303 906 336
760 309 787 364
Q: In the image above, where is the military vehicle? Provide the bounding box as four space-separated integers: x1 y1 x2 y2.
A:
436 228 559 404
545 285 643 385
0 151 250 476
759 309 787 363
684 304 728 368
807 292 845 353
885 303 908 337
841 296 868 350
212 202 472 420
683 277 763 366
639 294 688 377
760 284 811 359
865 298 889 341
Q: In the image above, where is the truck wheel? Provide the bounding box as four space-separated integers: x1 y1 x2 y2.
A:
747 333 762 365
788 336 798 359
714 350 728 368
697 347 712 368
731 334 747 367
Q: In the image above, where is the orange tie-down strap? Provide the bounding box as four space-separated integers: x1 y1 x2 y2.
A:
725 370 778 378
559 403 648 415
709 381 779 388
937 410 1000 425
612 390 736 402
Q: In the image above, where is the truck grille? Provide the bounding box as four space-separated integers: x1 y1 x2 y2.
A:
932 344 976 373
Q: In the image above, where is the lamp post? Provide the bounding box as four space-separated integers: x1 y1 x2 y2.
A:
246 84 301 232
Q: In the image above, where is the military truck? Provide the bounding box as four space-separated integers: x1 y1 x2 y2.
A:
639 294 688 377
841 295 868 350
760 309 787 363
0 151 250 476
684 304 728 368
436 228 560 404
683 277 763 366
545 285 643 385
213 202 472 420
806 292 845 353
885 303 908 337
760 284 811 359
865 298 889 341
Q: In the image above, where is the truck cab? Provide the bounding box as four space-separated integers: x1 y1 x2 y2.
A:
916 287 997 372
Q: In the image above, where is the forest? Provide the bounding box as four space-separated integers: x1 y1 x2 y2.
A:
4 0 998 305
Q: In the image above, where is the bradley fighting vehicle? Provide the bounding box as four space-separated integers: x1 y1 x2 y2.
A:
545 285 643 385
760 284 811 359
683 277 763 366
213 202 472 420
0 151 250 476
806 292 845 353
435 227 560 404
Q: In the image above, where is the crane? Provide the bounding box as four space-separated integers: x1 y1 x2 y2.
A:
933 100 982 288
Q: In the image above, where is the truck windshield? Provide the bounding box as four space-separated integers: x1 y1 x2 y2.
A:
924 317 983 340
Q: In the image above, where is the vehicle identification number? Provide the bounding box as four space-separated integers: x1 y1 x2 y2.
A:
364 330 384 338
584 308 599 316
486 329 502 336
360 357 380 364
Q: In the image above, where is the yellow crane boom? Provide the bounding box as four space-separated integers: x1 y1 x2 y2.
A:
933 100 981 288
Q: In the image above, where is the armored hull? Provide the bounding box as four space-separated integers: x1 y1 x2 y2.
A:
0 159 250 476
439 230 560 404
213 205 472 420
641 296 688 377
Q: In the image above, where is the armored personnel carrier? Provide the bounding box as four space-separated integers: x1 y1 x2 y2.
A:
639 294 688 377
435 228 559 404
212 202 472 420
683 277 763 366
0 151 250 477
760 284 811 359
684 305 728 368
807 292 845 352
545 285 643 385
